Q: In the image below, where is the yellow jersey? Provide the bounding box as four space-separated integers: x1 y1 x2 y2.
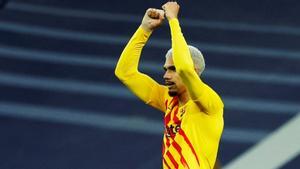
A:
115 19 224 169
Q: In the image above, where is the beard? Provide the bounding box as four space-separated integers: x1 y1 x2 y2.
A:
165 81 177 97
168 91 178 97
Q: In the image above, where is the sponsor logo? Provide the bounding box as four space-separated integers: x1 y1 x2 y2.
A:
165 124 181 138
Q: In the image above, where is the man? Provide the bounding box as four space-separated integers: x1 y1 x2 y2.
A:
115 2 224 169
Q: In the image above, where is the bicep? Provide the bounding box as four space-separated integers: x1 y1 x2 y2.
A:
121 72 167 112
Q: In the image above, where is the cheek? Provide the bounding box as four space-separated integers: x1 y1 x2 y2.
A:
178 81 185 89
174 76 184 86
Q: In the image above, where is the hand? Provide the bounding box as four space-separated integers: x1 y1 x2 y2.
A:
141 8 165 32
162 2 180 20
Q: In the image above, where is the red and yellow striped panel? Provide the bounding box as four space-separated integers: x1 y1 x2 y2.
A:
163 96 201 169
163 129 201 169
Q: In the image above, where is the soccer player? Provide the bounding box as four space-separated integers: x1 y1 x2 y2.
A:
115 2 224 169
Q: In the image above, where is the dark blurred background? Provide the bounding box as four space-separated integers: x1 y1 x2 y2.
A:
0 0 299 169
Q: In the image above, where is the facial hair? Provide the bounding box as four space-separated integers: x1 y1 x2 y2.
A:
168 91 178 97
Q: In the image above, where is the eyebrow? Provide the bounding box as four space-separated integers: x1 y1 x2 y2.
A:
163 65 176 71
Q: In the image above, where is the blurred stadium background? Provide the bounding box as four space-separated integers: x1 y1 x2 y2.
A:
0 0 299 168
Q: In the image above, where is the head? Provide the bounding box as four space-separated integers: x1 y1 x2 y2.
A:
163 45 205 97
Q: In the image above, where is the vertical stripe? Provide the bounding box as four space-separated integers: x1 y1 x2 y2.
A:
162 142 165 156
179 129 200 167
164 112 171 126
166 151 179 168
169 97 176 105
172 140 190 169
165 99 169 110
164 98 172 125
173 106 179 122
163 157 172 169
171 99 179 124
164 97 178 126
166 137 171 148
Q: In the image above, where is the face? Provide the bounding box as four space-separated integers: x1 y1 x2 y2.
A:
163 56 187 97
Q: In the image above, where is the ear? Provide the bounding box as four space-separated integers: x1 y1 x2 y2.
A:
194 68 200 75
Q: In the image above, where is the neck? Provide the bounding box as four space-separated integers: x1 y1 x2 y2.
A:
177 91 189 106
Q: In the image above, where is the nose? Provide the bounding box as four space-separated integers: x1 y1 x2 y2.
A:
163 70 171 80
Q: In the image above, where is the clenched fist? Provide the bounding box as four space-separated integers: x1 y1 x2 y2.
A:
141 8 165 32
162 2 180 20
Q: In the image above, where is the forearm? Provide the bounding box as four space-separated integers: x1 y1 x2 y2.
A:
169 18 202 99
169 18 223 114
115 26 152 80
115 26 161 105
169 18 195 74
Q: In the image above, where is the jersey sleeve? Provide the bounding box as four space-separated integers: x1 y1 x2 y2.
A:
115 26 168 112
169 19 224 115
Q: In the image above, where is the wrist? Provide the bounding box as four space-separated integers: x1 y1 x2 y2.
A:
140 24 153 33
139 25 153 36
168 17 179 23
166 15 178 20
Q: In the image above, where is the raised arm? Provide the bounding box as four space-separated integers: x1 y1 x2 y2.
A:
163 2 224 115
115 8 168 112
